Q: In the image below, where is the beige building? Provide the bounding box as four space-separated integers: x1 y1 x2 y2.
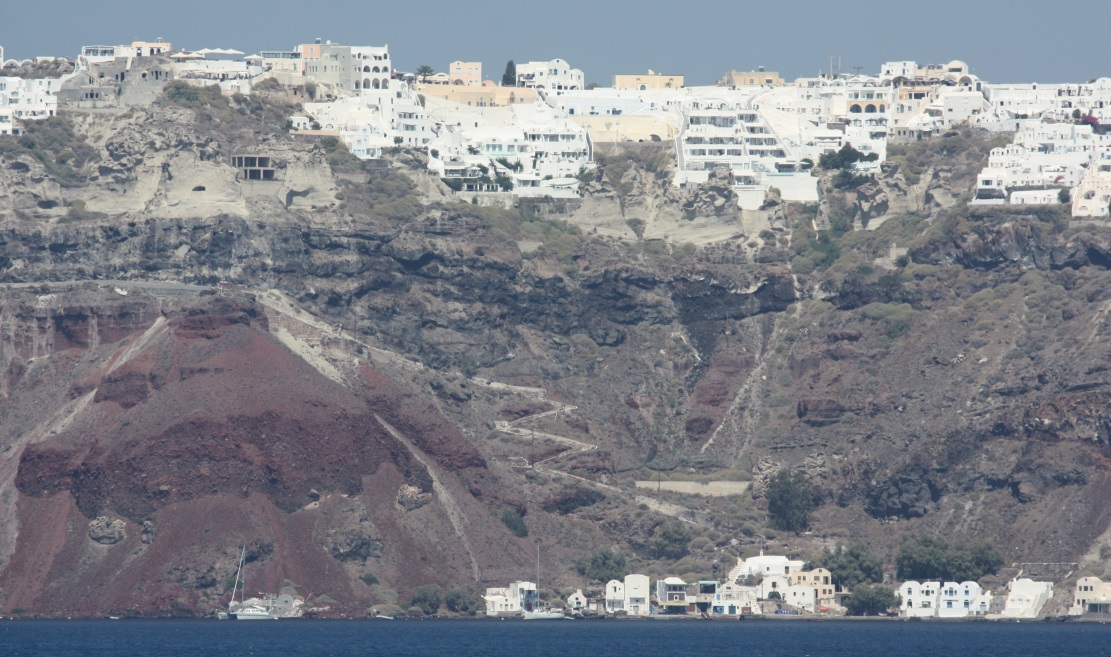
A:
719 68 783 87
416 83 537 107
1071 576 1111 615
613 71 684 90
789 568 835 602
449 61 482 86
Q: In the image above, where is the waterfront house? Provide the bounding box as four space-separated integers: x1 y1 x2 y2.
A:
759 575 790 600
483 581 536 617
624 574 650 616
899 581 941 618
567 589 588 611
605 579 625 613
1070 576 1111 616
937 581 984 619
989 578 1053 619
656 577 688 615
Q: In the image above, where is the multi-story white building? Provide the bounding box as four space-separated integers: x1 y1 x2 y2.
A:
937 581 985 618
483 581 537 616
516 59 583 92
0 76 61 120
303 41 391 92
710 582 760 615
305 82 432 157
899 580 941 618
426 97 590 196
623 574 650 616
1070 576 1111 615
656 576 688 615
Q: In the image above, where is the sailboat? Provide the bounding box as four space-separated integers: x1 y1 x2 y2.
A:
228 546 276 620
521 544 568 620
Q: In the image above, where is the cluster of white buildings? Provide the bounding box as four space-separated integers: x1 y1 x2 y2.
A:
897 578 1055 619
3 35 1110 216
483 551 841 618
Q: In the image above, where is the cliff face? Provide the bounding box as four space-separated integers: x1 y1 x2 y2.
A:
2 104 1111 616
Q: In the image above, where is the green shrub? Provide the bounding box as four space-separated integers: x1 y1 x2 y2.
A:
360 573 379 587
766 469 813 532
410 585 441 615
500 509 528 537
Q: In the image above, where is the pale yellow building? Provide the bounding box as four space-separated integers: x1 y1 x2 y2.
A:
789 568 835 602
416 82 538 107
613 71 684 90
719 69 783 87
449 61 483 87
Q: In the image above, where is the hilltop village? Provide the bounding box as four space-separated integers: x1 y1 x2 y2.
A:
1 40 1108 216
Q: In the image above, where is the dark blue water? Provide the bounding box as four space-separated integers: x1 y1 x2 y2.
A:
1 618 1109 657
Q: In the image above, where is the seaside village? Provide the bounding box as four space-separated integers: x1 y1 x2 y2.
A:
2 40 1111 621
486 551 1111 620
0 40 1109 215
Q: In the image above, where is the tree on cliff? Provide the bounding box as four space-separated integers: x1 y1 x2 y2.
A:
766 469 813 532
577 548 627 582
844 584 899 616
654 521 692 560
896 536 1003 582
502 60 517 87
805 543 883 590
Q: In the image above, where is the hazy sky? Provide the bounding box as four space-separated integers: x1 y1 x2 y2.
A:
3 0 1108 85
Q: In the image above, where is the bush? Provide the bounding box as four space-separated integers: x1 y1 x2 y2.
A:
895 536 1004 582
500 509 528 537
444 588 481 614
766 469 813 532
844 584 899 616
576 548 627 582
805 544 883 590
360 573 379 587
654 521 693 560
410 585 441 615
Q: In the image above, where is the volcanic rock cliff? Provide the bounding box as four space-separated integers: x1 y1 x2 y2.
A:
1 97 1110 616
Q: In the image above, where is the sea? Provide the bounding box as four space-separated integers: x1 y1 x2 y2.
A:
1 618 1109 657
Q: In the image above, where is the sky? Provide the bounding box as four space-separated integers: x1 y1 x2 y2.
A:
3 0 1109 85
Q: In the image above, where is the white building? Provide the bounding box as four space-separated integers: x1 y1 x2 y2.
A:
759 575 790 600
0 76 61 120
989 578 1053 619
566 589 588 611
516 59 583 92
898 581 941 618
623 574 650 616
483 580 536 616
784 584 818 613
1073 150 1111 217
0 106 16 135
303 41 391 93
711 582 761 615
937 581 985 619
730 551 806 580
1069 576 1111 615
656 576 688 614
604 579 625 613
426 97 590 196
305 82 432 157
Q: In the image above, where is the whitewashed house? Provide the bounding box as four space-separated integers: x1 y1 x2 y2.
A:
937 581 984 619
1070 576 1111 615
990 578 1053 619
899 581 941 618
623 574 650 616
785 584 818 613
0 76 61 120
483 581 537 617
656 576 688 615
604 579 625 613
759 575 790 600
516 59 583 92
566 589 588 611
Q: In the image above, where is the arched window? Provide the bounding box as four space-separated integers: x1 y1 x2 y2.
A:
372 79 380 89
849 104 862 113
363 78 371 89
363 65 370 73
864 104 877 113
382 80 388 89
